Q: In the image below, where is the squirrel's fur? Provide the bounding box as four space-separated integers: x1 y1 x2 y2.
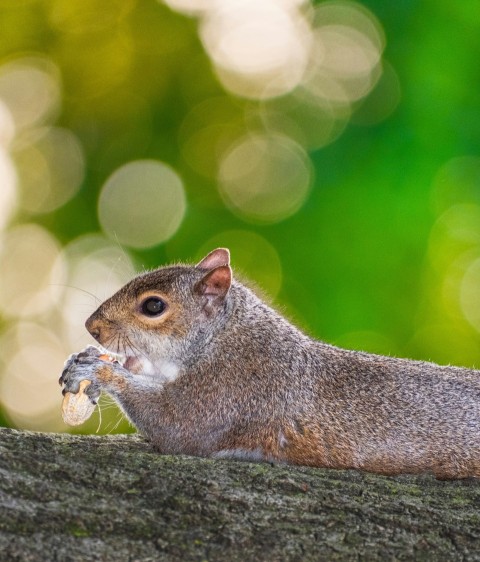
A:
60 248 480 478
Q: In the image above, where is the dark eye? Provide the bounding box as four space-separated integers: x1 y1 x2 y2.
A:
141 297 166 317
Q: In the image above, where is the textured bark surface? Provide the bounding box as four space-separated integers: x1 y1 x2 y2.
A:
1 428 480 561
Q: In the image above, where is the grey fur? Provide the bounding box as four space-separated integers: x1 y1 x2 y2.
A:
60 249 480 478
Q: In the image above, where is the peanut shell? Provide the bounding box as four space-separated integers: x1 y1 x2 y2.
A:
62 380 96 426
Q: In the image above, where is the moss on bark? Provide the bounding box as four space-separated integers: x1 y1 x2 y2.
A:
1 428 480 561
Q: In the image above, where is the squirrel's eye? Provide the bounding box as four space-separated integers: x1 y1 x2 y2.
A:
141 297 166 317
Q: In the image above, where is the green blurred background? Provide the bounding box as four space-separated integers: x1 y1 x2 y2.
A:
1 0 479 433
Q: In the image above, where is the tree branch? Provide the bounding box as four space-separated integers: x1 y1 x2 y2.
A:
1 428 479 560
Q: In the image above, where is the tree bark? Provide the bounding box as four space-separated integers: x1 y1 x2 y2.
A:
1 428 479 561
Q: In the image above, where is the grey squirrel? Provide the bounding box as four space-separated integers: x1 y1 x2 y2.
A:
60 248 480 478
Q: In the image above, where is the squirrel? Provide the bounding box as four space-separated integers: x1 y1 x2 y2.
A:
60 248 480 479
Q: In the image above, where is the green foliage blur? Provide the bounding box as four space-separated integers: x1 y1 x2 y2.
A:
1 0 480 431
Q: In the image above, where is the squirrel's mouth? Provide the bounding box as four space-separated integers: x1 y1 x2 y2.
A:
98 338 156 375
123 355 142 373
99 348 143 375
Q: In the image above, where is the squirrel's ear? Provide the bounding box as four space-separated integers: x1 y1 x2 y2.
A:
196 248 230 270
194 265 232 308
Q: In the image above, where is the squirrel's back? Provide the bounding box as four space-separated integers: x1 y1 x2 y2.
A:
290 346 480 476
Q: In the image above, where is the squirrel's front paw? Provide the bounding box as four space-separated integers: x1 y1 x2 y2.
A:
59 350 104 404
60 346 103 378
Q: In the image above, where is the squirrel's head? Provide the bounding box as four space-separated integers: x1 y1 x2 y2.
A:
85 248 232 371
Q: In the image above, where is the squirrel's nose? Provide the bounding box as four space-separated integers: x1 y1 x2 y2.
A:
85 316 102 342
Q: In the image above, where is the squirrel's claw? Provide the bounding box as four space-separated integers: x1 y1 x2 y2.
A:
59 366 71 386
74 345 103 361
59 346 103 387
59 348 101 389
60 357 102 402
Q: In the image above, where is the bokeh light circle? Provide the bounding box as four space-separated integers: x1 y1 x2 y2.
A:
460 257 480 333
161 0 217 15
254 90 349 150
200 0 312 99
98 160 187 249
0 149 17 231
302 1 385 106
0 99 15 147
431 156 480 214
428 204 480 273
0 223 65 318
218 133 312 223
15 127 85 214
311 1 385 53
0 57 61 131
0 322 67 431
351 61 401 126
314 25 380 78
58 234 136 349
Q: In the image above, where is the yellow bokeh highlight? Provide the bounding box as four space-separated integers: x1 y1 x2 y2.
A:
162 0 219 16
0 98 15 147
0 56 61 131
200 0 312 99
14 127 85 214
218 133 312 223
58 234 136 350
48 0 136 34
461 258 480 333
98 160 187 249
0 322 67 431
0 223 65 318
413 155 480 367
0 148 17 231
431 156 480 214
254 89 349 150
165 0 385 106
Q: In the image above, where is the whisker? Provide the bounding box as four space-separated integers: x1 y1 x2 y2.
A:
95 398 103 433
50 284 102 304
110 413 125 433
104 410 125 434
125 333 150 363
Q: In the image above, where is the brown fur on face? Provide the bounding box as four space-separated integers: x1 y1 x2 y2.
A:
85 266 206 358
